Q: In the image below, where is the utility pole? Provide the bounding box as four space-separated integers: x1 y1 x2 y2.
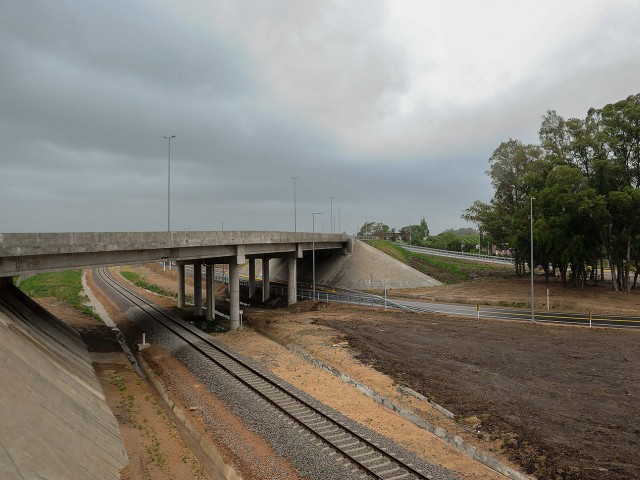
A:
291 177 299 232
163 135 176 231
312 212 321 299
530 197 535 323
329 196 335 233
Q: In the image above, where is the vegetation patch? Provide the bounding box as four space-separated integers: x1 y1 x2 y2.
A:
368 240 512 284
120 269 177 298
19 270 99 319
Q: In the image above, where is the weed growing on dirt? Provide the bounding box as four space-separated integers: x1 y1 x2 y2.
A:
19 270 101 319
146 435 166 468
110 373 127 392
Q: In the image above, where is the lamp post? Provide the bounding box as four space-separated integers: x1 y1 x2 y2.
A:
329 196 335 233
291 177 299 232
312 212 321 299
162 135 176 231
221 222 225 231
337 207 342 233
530 197 535 323
406 215 412 245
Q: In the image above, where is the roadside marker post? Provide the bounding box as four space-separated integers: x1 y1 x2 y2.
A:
589 310 592 329
477 304 480 319
547 289 550 310
384 289 387 310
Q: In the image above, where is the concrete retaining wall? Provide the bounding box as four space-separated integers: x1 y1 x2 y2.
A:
0 284 128 479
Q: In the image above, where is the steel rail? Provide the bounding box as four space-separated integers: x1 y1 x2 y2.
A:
96 268 431 480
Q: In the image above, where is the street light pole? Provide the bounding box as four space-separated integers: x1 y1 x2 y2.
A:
221 222 225 232
329 196 335 233
291 177 299 232
312 212 321 299
530 197 535 323
337 207 342 233
162 135 176 231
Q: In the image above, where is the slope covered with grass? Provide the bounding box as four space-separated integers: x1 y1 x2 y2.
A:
368 240 513 284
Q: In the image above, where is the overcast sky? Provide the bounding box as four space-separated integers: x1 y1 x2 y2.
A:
2 1 639 235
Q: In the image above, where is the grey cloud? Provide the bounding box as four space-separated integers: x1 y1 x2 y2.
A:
1 1 639 236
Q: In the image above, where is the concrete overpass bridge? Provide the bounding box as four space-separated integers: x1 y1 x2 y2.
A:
0 231 351 329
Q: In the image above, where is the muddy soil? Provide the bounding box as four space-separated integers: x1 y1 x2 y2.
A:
313 310 640 480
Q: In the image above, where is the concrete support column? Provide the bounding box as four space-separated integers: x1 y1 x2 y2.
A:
287 257 297 306
248 258 256 298
205 264 215 321
193 262 202 317
177 264 185 308
229 262 240 330
262 257 270 302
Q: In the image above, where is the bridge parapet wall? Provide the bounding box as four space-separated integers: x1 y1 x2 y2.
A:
0 231 348 277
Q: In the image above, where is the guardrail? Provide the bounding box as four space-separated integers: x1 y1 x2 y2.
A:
396 243 514 264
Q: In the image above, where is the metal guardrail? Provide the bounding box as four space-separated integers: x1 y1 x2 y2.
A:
397 243 515 264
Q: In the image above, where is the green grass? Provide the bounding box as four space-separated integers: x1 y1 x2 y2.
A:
120 270 176 298
368 240 513 284
19 270 99 319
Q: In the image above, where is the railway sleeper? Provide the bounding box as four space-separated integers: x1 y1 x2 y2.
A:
365 458 392 470
351 450 379 461
296 412 318 422
333 438 361 448
287 407 310 416
343 444 369 455
315 425 339 435
305 418 326 427
385 472 411 480
375 465 402 477
324 431 350 442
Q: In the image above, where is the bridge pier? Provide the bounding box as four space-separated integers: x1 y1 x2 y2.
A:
262 256 270 302
248 258 256 298
287 256 297 305
193 261 202 317
229 262 240 330
205 263 215 321
177 264 185 308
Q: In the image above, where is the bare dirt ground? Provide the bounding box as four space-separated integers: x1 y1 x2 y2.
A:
308 307 640 480
132 262 640 480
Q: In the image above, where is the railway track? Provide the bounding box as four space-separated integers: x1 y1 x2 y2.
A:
96 267 434 480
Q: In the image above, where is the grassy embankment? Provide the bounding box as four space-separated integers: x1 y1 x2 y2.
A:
367 240 514 284
119 268 196 304
120 269 176 298
19 270 99 319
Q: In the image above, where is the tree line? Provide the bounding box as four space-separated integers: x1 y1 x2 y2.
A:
358 217 430 241
463 93 640 291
